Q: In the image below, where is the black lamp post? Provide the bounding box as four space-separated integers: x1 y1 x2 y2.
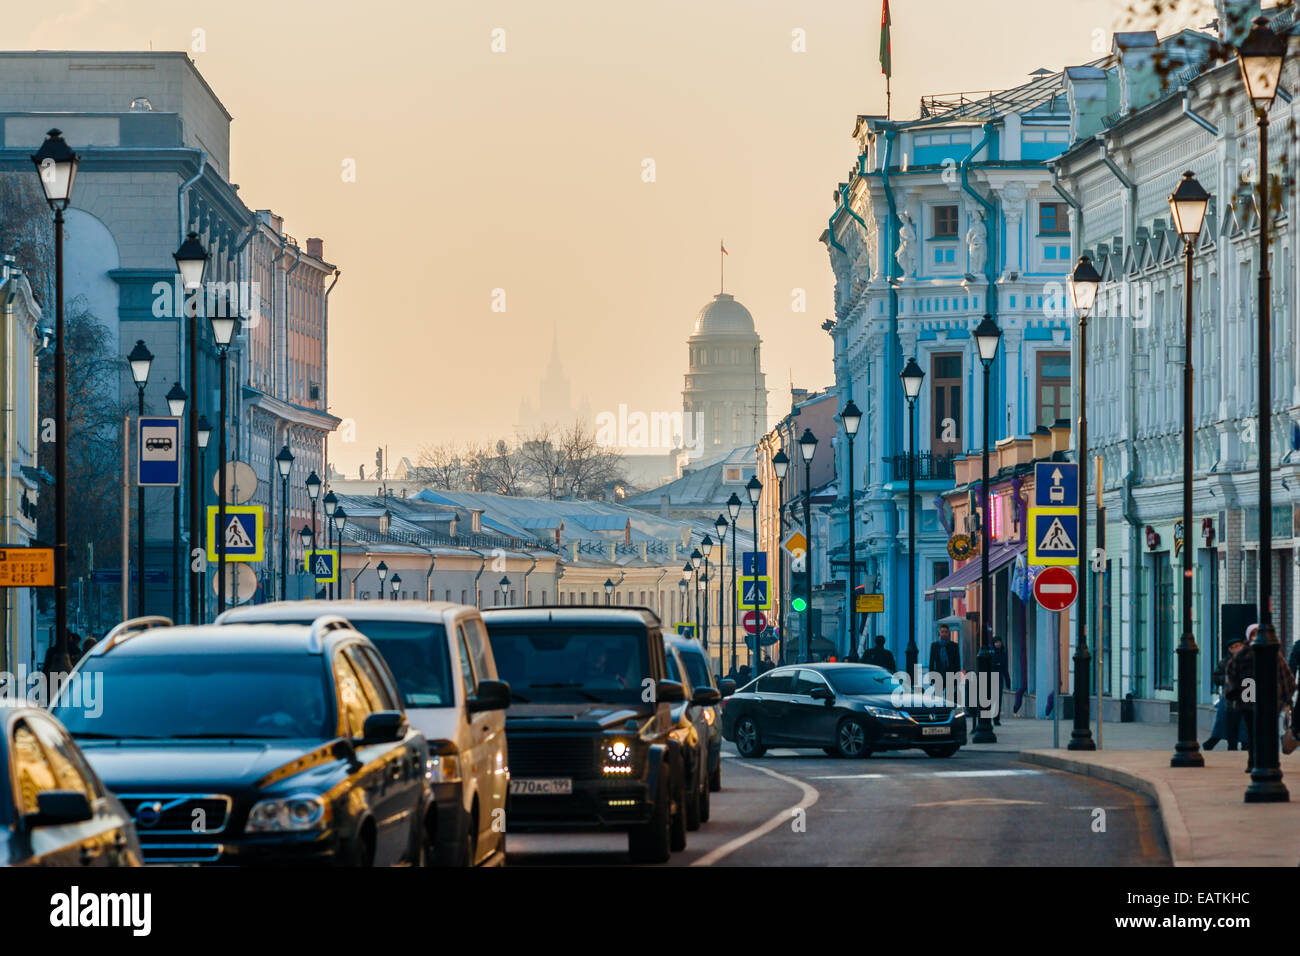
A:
298 523 313 591
701 534 714 653
973 315 1002 744
677 576 688 632
276 444 294 601
604 577 615 606
840 400 862 659
500 575 510 607
128 339 153 617
196 414 211 622
333 506 348 597
306 470 321 557
772 449 790 663
31 129 78 671
391 573 402 601
690 549 702 632
746 475 763 670
1238 16 1289 801
681 563 693 633
799 429 818 662
714 514 728 657
377 560 388 600
727 492 741 675
173 230 208 624
1167 171 1211 768
1068 255 1101 751
165 382 187 623
209 299 237 615
323 490 338 599
900 358 925 680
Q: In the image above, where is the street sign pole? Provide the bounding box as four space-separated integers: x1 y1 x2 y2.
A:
120 416 129 622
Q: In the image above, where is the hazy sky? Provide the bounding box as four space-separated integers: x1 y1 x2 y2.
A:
19 0 1210 475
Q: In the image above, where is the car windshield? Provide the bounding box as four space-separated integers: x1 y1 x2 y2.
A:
279 619 453 709
824 667 904 696
52 654 334 740
676 649 713 690
487 626 648 702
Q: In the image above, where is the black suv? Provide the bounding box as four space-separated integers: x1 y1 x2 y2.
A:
51 616 433 866
480 606 688 863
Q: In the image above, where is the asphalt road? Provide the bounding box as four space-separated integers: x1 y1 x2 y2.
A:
506 745 1170 867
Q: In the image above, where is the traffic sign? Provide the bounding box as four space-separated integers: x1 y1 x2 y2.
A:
213 562 258 605
1032 566 1078 611
855 593 884 613
1028 507 1080 566
0 547 53 587
214 461 258 505
305 549 338 583
742 552 767 576
674 623 696 638
206 505 264 562
738 576 771 609
138 416 181 487
742 610 768 635
1034 462 1078 508
782 531 807 558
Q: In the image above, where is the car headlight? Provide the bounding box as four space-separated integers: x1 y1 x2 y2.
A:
865 705 906 720
604 737 636 774
951 707 966 720
246 794 329 833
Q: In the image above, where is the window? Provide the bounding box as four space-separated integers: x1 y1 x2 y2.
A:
464 619 496 681
456 627 478 698
933 247 956 265
30 716 97 799
792 669 829 697
10 722 56 817
333 653 370 738
755 670 794 694
1093 560 1113 696
1036 352 1070 428
1039 202 1069 235
932 560 952 621
932 205 958 238
1153 553 1174 691
931 353 962 457
347 646 399 712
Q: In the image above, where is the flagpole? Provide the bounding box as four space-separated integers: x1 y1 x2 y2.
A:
887 75 891 121
720 239 724 294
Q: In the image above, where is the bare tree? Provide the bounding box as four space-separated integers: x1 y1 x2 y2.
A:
473 439 529 496
0 172 54 308
414 441 473 490
519 419 627 500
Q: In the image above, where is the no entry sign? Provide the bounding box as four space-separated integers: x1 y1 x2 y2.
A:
1032 566 1078 612
742 610 767 635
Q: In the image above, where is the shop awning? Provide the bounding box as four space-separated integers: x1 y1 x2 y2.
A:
925 543 1024 600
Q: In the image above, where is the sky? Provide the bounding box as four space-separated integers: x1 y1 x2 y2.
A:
16 0 1213 475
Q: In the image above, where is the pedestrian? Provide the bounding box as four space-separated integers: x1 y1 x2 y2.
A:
928 623 959 693
1225 624 1296 772
1204 638 1248 751
737 664 752 685
66 631 82 663
990 636 1010 725
862 635 896 673
78 636 97 662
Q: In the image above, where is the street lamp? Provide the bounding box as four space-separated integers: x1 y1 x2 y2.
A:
391 573 402 600
900 357 925 679
973 315 1002 744
298 523 313 590
1067 255 1102 751
727 492 742 675
128 339 153 617
677 577 688 635
700 534 714 653
1166 171 1211 769
210 289 237 615
31 129 79 671
377 560 388 600
501 575 511 606
798 429 818 662
746 476 763 671
276 444 294 602
681 562 693 631
196 414 211 621
840 400 862 660
684 561 698 640
323 490 338 600
174 231 209 624
714 513 728 662
772 449 790 662
165 383 187 623
1238 15 1289 802
333 506 348 596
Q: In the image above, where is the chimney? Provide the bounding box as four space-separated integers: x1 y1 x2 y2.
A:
1215 0 1262 45
1049 419 1072 454
639 541 648 562
607 542 616 562
1031 425 1053 461
571 540 579 562
659 494 670 517
624 519 631 545
306 237 324 259
554 521 562 547
1113 32 1161 115
470 509 483 534
1064 66 1109 143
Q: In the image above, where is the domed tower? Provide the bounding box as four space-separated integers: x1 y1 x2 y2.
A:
682 292 767 455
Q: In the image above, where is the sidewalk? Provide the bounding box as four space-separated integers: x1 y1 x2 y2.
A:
977 715 1300 866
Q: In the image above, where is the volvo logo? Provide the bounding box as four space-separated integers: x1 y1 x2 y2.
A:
135 801 164 828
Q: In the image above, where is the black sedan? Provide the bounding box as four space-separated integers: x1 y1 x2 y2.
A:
721 663 966 758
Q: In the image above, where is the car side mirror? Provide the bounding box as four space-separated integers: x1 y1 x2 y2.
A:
26 790 93 828
809 686 834 701
657 679 686 703
691 686 721 706
360 710 406 744
468 678 511 713
719 679 736 698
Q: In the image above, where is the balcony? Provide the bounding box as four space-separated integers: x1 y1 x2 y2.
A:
889 452 956 482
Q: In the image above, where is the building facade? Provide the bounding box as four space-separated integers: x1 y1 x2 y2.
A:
682 293 767 459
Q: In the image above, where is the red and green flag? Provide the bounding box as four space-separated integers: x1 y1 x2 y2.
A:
879 0 892 77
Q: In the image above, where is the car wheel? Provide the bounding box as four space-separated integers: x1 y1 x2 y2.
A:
628 766 672 863
669 768 688 852
735 717 766 758
836 717 870 758
924 744 960 758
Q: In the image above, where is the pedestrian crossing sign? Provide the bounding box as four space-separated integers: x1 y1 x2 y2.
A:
674 623 696 638
737 576 772 610
206 506 263 563
305 549 339 583
1028 507 1080 567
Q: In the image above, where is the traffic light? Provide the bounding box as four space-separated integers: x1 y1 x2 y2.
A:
791 596 808 612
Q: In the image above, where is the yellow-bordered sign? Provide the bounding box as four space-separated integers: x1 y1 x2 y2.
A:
305 549 339 583
737 576 772 610
1027 506 1081 567
206 505 264 562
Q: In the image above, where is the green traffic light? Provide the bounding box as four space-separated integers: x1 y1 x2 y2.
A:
791 597 807 612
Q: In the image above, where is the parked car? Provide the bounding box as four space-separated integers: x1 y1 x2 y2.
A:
664 634 729 793
51 616 433 866
1 703 142 867
480 606 688 863
662 637 720 827
218 600 509 866
721 662 967 758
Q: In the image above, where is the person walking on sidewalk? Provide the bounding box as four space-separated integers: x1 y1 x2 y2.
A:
863 635 896 673
1226 624 1296 772
1205 637 1248 751
990 636 1010 726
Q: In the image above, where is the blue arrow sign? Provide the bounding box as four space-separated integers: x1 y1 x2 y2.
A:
138 416 181 487
742 551 767 576
1034 462 1078 508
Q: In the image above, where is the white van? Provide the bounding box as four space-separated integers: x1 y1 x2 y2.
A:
217 601 509 866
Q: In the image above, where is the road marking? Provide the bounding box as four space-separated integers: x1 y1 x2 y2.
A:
915 797 1044 807
690 762 819 867
809 773 888 780
809 768 1047 781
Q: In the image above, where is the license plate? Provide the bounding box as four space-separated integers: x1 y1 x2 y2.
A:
921 726 949 737
509 778 573 795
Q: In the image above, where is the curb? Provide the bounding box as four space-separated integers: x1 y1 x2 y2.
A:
1017 749 1192 866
